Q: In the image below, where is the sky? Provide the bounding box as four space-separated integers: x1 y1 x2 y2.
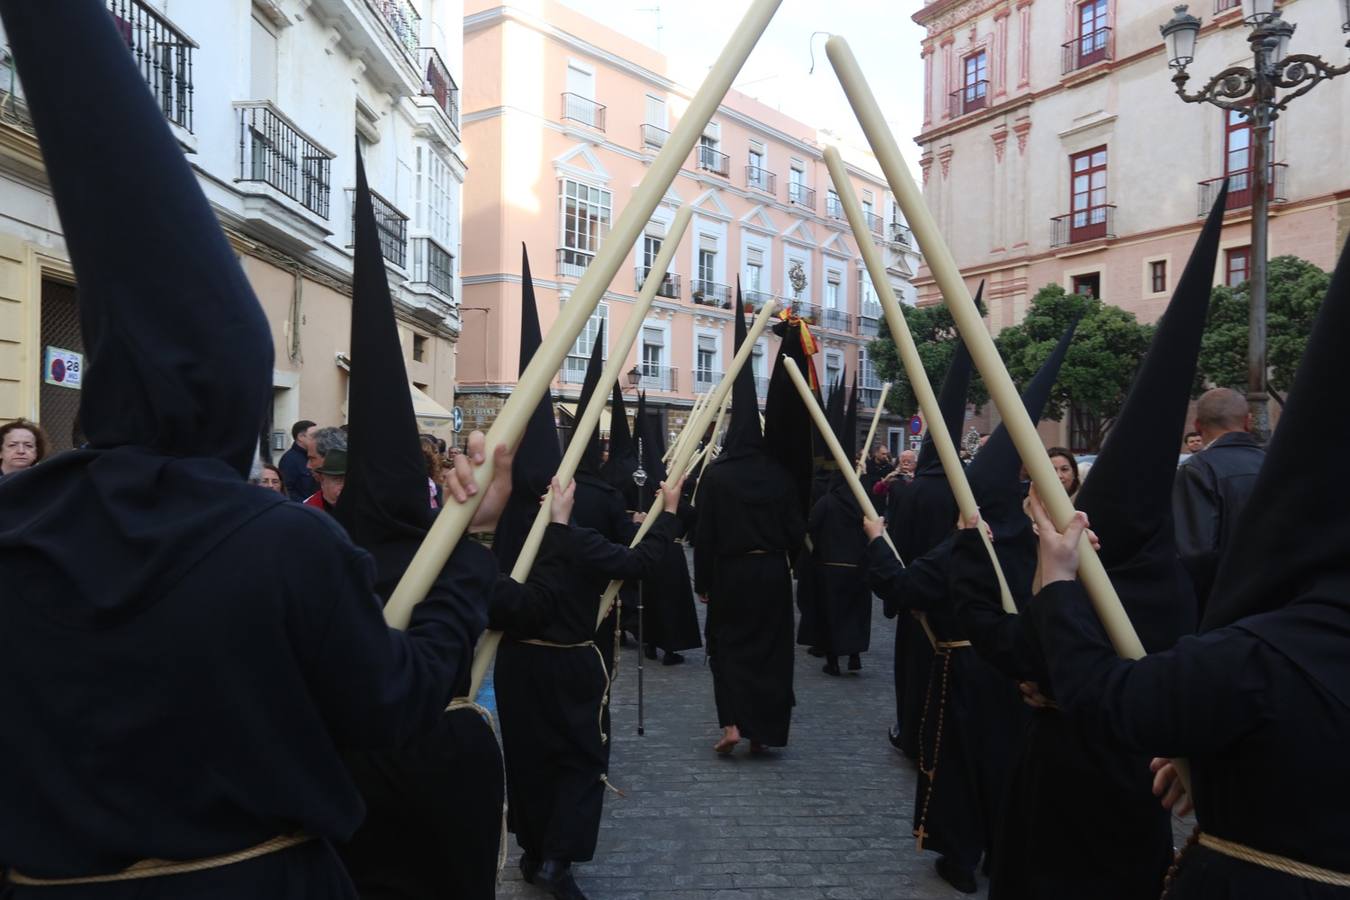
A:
555 0 929 170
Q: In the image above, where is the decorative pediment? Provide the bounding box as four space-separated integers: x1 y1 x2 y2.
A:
781 218 817 246
739 204 778 234
689 188 733 220
820 231 855 258
553 143 610 184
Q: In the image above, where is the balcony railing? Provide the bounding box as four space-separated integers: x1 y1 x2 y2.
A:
557 247 593 278
561 93 606 131
746 166 777 195
237 102 334 218
820 308 853 332
108 0 197 133
410 237 454 298
743 289 774 313
417 47 459 132
859 387 882 409
691 280 732 308
781 298 821 324
1062 27 1112 74
370 0 421 56
858 315 882 337
826 195 844 219
788 183 815 210
948 79 989 118
346 187 409 268
641 123 668 149
639 365 678 392
863 211 884 237
560 355 592 385
889 221 913 247
697 145 730 177
1198 164 1288 215
1051 204 1116 247
636 268 681 300
694 368 724 393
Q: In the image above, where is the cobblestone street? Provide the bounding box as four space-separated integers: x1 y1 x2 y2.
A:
496 565 990 900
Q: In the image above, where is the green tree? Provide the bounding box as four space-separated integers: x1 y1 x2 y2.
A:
995 284 1153 451
867 299 989 422
1197 255 1329 396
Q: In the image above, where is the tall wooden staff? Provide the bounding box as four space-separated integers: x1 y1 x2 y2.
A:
381 0 784 630
856 381 890 476
464 206 693 700
594 299 779 627
825 37 1141 654
823 147 1014 615
691 389 732 502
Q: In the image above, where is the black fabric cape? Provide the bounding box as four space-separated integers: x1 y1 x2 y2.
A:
805 480 872 657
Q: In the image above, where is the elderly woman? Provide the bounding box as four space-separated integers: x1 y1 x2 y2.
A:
0 419 48 480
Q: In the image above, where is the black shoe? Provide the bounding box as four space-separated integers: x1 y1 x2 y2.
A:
644 644 658 660
935 856 977 894
822 659 841 676
848 654 862 672
663 651 685 666
807 646 826 657
536 860 588 900
888 724 904 752
519 853 539 884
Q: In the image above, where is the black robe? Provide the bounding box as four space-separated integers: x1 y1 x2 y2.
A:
949 530 1173 900
492 513 682 864
806 481 872 658
795 468 837 649
693 453 805 747
1030 578 1350 900
864 536 1024 874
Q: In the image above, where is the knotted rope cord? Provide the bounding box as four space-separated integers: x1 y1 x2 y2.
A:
7 835 310 886
445 697 510 879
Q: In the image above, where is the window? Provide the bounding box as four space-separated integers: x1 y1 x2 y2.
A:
416 145 453 246
412 334 427 362
642 325 667 389
1069 146 1109 242
824 351 843 391
1223 107 1273 209
563 62 599 128
1150 260 1167 294
1077 0 1108 67
565 303 608 381
696 333 718 388
644 94 666 127
699 122 725 174
826 188 842 218
1226 247 1251 287
859 270 880 316
962 50 988 113
748 140 766 188
1072 272 1101 299
698 247 717 289
745 246 764 298
559 179 612 274
825 275 841 310
250 13 278 102
789 164 808 205
642 234 662 277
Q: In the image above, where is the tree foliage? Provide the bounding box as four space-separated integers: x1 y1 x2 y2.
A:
868 298 989 422
1197 255 1329 395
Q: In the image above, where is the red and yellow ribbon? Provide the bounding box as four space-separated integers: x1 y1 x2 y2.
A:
777 307 822 391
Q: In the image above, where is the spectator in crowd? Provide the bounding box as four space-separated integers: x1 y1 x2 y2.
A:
420 434 444 508
0 418 47 480
257 463 285 495
278 419 317 501
1048 446 1080 498
1173 387 1266 615
1183 431 1203 454
307 448 346 513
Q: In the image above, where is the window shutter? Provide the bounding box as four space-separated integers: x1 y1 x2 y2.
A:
746 247 763 266
699 234 719 253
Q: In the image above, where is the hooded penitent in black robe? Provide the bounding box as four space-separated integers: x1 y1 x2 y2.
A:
952 190 1229 900
0 5 492 896
796 375 847 652
694 294 806 747
1030 234 1350 900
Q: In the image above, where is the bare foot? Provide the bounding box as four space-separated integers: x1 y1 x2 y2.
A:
714 726 740 754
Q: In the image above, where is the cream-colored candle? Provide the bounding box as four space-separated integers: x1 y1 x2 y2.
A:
824 147 1014 615
381 0 784 631
594 298 778 626
856 382 891 476
826 36 1141 658
462 206 693 699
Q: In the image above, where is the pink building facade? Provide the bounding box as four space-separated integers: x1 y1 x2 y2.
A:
457 0 920 453
914 0 1350 448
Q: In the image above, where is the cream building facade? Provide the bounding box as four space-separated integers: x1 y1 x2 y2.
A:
914 0 1350 447
0 0 465 452
457 0 921 455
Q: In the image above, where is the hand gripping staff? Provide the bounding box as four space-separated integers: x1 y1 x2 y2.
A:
381 0 784 631
594 299 780 629
823 146 1015 615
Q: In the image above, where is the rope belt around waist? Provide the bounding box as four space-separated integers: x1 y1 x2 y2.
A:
517 639 611 746
821 562 859 568
519 638 596 649
936 640 972 650
1198 833 1350 887
7 834 311 887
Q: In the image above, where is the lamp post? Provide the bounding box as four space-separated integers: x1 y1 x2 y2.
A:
1159 2 1350 442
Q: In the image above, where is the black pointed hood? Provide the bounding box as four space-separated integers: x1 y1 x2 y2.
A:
764 298 820 516
841 368 860 464
720 289 764 461
639 394 669 486
916 317 976 476
600 381 638 498
1204 235 1350 638
333 155 434 553
1076 184 1228 649
566 319 607 475
0 1 284 622
966 317 1077 540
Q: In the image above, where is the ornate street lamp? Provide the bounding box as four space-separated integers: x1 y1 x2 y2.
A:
627 365 641 390
1158 4 1350 442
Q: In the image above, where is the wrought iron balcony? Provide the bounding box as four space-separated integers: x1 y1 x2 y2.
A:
346 187 409 268
889 221 913 247
826 195 844 220
410 237 454 298
863 211 884 237
559 356 591 385
691 280 732 308
1051 204 1116 247
639 364 678 392
694 368 723 393
641 123 668 149
107 0 196 133
697 145 730 177
858 315 882 337
948 79 989 118
788 183 815 210
820 308 853 332
1062 27 1112 74
743 289 774 313
370 0 421 56
561 93 606 131
417 47 459 132
636 268 680 300
557 247 593 278
236 102 334 218
781 298 820 324
1198 164 1288 215
746 165 777 194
